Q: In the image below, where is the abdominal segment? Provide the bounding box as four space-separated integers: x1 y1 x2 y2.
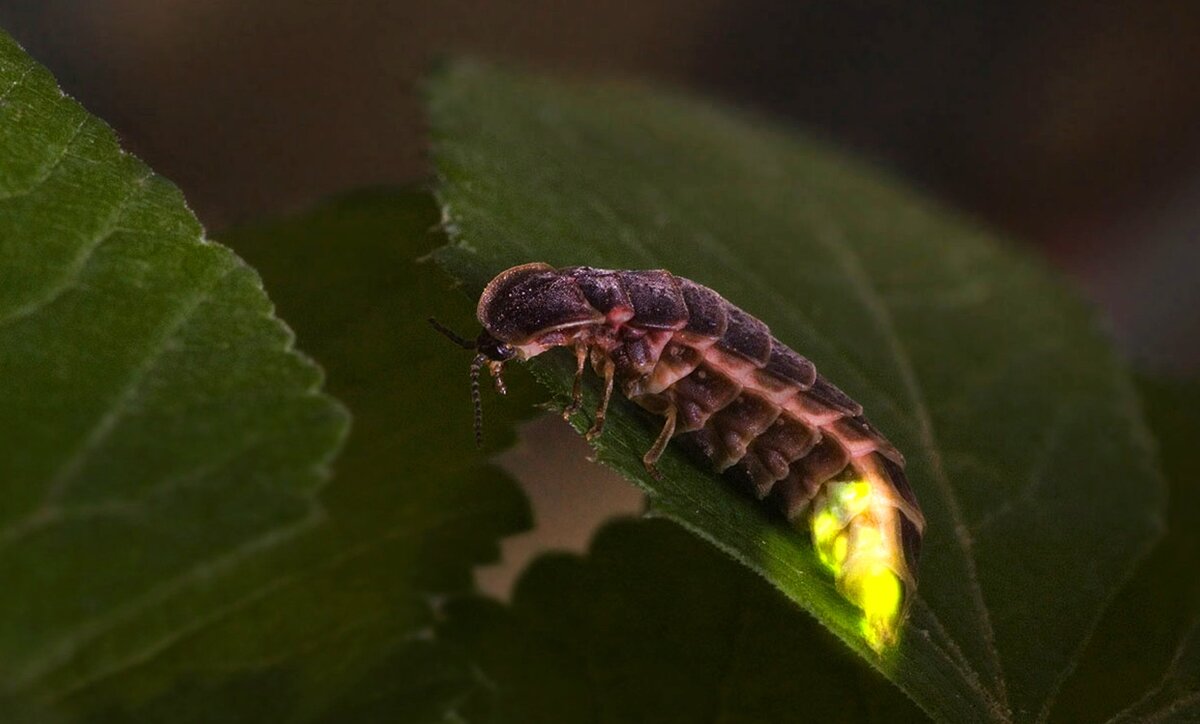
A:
607 321 924 651
628 334 914 530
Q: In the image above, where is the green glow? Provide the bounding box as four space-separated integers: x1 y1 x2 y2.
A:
810 481 873 575
808 479 906 653
811 510 841 572
812 510 838 541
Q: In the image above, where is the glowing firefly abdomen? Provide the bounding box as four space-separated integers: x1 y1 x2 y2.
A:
451 263 926 650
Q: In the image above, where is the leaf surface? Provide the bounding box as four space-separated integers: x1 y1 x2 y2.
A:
1051 378 1200 723
45 190 536 721
0 26 529 720
0 29 345 705
441 517 927 723
427 60 1167 722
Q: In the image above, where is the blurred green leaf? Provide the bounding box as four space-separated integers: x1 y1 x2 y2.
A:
1051 378 1200 722
440 517 926 723
0 26 535 715
426 61 1167 722
0 27 345 708
47 190 536 721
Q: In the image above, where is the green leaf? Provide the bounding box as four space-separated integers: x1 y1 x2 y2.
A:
426 61 1167 722
44 190 536 721
1050 377 1200 722
0 27 345 705
0 27 533 715
440 517 926 723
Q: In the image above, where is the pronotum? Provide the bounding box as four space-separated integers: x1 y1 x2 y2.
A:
432 263 925 650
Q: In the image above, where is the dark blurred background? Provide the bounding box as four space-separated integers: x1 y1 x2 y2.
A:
1 0 1196 371
2 1 1196 588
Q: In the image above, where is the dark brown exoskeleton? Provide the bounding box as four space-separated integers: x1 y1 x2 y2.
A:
432 263 925 650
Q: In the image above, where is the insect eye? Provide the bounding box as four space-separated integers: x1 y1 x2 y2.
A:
476 333 516 361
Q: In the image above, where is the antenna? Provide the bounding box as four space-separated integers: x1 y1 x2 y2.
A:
469 354 486 447
429 318 489 447
428 317 476 349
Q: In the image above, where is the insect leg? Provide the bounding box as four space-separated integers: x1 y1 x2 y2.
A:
562 343 588 420
641 402 676 481
487 361 507 395
585 357 616 440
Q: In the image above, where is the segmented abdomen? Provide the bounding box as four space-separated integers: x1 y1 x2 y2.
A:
564 266 925 579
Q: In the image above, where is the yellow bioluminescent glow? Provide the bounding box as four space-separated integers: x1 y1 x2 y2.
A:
838 481 871 506
846 562 903 651
811 510 839 548
832 533 849 567
808 479 906 653
813 527 842 573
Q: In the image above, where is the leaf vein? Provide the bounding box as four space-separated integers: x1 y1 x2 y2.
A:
24 506 326 693
1106 615 1200 724
968 403 1073 536
0 114 88 202
0 261 239 551
0 171 152 330
813 223 1012 719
